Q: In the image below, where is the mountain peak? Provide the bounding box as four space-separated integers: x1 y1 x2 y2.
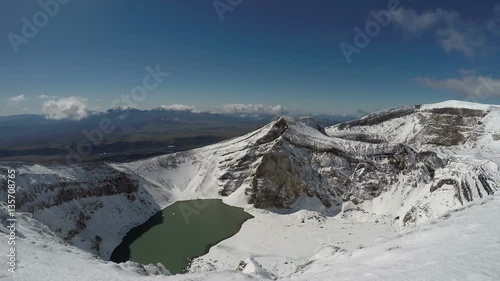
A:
153 105 196 111
106 105 139 112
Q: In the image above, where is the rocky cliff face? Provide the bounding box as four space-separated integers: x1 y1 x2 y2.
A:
246 129 448 210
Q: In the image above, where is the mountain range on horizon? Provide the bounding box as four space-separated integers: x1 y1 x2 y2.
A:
0 104 357 163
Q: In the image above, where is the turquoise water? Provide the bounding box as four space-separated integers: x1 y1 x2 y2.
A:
111 199 253 274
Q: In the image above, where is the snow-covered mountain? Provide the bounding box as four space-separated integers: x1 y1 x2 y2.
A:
1 100 499 280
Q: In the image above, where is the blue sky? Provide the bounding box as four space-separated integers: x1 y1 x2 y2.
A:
1 0 500 118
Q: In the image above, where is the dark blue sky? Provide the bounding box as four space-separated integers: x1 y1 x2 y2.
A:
1 0 500 117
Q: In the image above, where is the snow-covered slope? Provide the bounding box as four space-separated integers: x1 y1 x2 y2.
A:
287 192 500 281
0 100 499 279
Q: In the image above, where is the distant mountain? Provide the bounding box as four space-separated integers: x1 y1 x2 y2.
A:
0 108 353 162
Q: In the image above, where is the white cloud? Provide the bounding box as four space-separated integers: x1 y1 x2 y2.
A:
37 94 58 99
216 104 286 115
157 104 196 111
42 97 89 120
22 108 30 112
414 75 500 97
387 7 499 58
437 25 486 59
8 94 26 104
391 8 448 34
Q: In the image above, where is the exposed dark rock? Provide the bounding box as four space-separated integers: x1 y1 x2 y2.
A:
424 107 487 117
18 169 139 213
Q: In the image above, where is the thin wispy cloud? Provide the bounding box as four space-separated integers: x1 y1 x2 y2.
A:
391 8 447 34
8 94 26 104
437 26 487 59
216 104 286 115
387 7 499 58
414 75 500 97
37 94 58 99
42 97 89 120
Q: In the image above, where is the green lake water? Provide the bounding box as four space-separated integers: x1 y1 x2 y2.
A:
110 199 253 274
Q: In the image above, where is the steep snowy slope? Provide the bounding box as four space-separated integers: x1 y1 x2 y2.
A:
0 100 498 272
